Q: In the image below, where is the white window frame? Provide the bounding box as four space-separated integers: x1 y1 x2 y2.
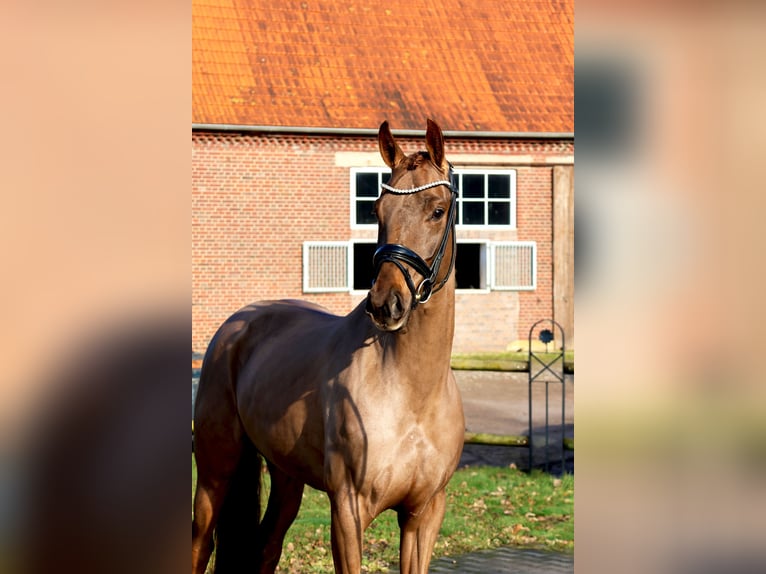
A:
490 241 537 291
454 169 517 229
350 167 390 229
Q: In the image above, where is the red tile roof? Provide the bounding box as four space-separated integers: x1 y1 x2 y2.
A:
192 0 573 133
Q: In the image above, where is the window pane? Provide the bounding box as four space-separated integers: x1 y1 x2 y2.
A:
488 174 510 198
352 243 377 290
462 174 484 198
488 201 510 225
455 243 482 289
462 201 484 225
356 173 379 197
356 200 377 224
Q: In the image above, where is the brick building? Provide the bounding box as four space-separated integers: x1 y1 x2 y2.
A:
192 0 573 354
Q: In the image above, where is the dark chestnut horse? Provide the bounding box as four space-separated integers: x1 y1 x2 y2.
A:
192 120 465 574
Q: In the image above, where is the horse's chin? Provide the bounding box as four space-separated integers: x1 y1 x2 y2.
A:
368 314 410 333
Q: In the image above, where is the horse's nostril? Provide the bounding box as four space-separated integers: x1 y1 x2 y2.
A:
388 292 403 320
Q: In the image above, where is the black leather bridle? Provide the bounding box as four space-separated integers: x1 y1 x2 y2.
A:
371 165 458 308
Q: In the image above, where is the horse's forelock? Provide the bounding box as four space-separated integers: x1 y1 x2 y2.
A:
403 151 431 171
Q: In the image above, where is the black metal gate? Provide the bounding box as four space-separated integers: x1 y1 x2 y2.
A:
527 319 572 473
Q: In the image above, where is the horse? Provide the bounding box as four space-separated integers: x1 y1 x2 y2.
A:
192 119 465 574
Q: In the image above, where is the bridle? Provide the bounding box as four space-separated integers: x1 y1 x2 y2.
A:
371 164 458 308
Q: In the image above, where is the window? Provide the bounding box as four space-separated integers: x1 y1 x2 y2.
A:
302 242 350 292
303 241 536 293
352 242 377 290
455 243 488 290
351 168 516 228
454 170 516 227
302 242 377 292
490 241 537 290
454 241 537 292
351 168 390 226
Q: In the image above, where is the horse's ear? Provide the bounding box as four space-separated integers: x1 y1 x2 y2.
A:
378 121 405 168
425 118 446 169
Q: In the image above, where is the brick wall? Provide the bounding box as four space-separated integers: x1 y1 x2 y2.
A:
517 167 554 342
192 131 572 354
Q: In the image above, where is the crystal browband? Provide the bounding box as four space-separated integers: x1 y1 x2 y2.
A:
380 180 452 195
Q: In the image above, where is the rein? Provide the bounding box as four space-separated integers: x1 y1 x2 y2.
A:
372 166 458 307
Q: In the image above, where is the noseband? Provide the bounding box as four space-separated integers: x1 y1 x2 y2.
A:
372 166 458 308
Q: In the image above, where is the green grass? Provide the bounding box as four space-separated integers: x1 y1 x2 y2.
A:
193 458 573 573
450 350 574 373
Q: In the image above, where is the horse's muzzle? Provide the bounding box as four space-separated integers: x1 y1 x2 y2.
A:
365 286 410 332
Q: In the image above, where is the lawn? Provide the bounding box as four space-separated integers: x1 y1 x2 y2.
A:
450 350 574 373
193 458 573 573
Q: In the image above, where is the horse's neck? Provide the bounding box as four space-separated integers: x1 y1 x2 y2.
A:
399 294 454 361
369 287 456 393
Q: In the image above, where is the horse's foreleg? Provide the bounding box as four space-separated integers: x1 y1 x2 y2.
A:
329 489 372 574
397 489 447 574
255 463 305 573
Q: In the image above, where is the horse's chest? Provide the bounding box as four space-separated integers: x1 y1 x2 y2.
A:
364 425 452 511
334 407 451 489
334 399 444 457
323 378 462 504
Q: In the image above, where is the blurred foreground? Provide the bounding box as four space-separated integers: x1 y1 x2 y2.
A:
576 1 766 572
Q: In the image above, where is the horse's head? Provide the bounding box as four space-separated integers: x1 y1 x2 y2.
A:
365 119 457 332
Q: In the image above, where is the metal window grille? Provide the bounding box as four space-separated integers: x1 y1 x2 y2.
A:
302 242 350 292
490 241 537 290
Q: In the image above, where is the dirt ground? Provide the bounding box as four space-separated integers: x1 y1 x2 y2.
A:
453 370 574 472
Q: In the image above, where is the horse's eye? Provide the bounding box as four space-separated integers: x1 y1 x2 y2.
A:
431 208 445 221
